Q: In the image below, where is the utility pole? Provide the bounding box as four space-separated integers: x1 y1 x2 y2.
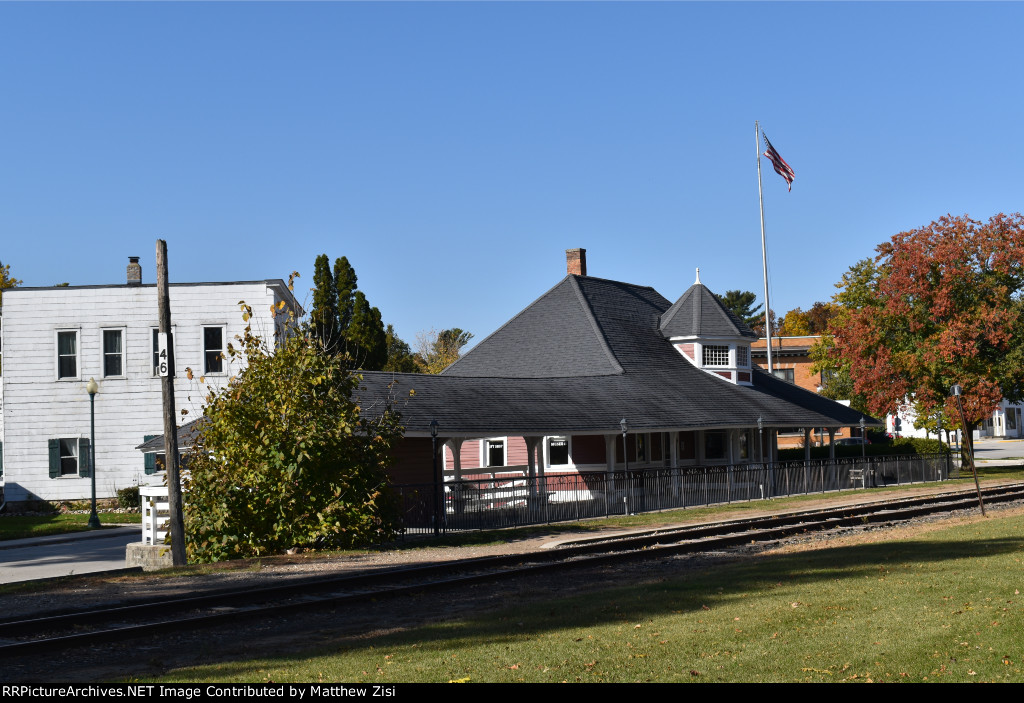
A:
157 240 187 565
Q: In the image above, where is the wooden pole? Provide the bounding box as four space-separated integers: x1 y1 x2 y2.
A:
157 240 188 565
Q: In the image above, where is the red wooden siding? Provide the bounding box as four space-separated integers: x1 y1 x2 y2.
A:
572 435 606 464
386 437 436 484
507 436 528 465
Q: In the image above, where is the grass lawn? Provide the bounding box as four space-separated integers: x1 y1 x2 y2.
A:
0 512 141 541
150 506 1024 683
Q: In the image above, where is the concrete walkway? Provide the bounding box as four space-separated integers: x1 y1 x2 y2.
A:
0 526 141 584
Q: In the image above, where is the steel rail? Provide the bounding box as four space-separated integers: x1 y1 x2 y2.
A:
2 482 1022 658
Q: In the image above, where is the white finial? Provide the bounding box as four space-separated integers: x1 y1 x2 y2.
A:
695 267 701 284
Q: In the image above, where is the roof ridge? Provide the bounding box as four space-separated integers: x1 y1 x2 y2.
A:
567 276 625 375
442 275 614 376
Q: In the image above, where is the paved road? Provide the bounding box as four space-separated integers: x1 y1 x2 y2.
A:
964 438 1024 463
0 527 140 584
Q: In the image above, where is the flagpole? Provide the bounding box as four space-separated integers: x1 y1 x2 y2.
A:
755 120 774 373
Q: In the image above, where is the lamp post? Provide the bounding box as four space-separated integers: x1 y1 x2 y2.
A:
859 417 866 460
86 377 101 529
430 419 440 536
951 384 985 516
620 418 628 472
757 416 764 464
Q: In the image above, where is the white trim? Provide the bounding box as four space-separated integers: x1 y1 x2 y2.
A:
482 436 508 468
545 435 574 468
55 328 81 381
100 326 127 379
202 325 228 375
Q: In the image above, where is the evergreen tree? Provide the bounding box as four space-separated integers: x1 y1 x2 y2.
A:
347 291 388 370
307 254 389 370
383 324 420 373
716 290 762 329
334 256 358 336
310 254 339 351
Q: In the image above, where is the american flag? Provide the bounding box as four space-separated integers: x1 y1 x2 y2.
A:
762 133 795 191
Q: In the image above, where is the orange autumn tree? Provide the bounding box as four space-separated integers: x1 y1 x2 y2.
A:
827 213 1024 446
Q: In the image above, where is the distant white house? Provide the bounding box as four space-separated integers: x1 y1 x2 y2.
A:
0 257 300 506
889 400 1024 441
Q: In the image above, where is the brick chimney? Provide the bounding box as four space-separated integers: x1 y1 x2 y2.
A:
566 248 587 276
127 256 142 286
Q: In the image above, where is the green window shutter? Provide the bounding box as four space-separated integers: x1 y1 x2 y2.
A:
144 435 157 474
48 439 60 478
79 437 91 478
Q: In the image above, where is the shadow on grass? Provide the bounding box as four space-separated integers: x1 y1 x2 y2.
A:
170 518 1024 679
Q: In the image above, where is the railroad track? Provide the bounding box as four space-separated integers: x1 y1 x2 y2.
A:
2 481 1022 659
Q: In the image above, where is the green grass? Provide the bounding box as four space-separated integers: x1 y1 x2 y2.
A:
0 512 141 541
149 508 1024 683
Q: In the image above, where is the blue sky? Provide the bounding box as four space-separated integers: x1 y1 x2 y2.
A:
2 2 1022 350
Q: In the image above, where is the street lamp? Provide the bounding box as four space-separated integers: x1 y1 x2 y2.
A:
86 377 101 529
620 418 628 472
859 416 866 460
757 416 764 464
430 419 440 536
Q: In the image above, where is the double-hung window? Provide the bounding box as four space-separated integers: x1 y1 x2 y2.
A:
57 330 79 379
48 437 91 478
103 329 124 377
204 326 225 374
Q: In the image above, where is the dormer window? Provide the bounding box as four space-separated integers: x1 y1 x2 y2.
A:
702 345 729 366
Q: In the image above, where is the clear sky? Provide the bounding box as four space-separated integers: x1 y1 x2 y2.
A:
2 2 1021 350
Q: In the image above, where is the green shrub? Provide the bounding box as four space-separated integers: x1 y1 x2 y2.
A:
183 303 403 563
779 436 948 461
116 486 141 510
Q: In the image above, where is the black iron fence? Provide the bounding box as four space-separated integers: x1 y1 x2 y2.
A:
393 453 955 534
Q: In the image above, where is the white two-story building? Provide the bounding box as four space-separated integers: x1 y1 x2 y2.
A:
0 257 299 507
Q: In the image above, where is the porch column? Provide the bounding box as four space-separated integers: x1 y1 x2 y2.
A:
669 431 679 468
696 430 705 465
828 428 836 461
603 433 616 517
446 438 464 481
726 430 735 465
803 428 812 464
525 436 544 495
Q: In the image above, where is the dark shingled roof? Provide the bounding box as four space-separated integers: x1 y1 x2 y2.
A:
139 273 878 450
442 276 669 378
659 282 758 339
353 274 875 437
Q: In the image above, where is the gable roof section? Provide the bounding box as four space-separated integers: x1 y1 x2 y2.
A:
443 276 670 378
659 282 758 339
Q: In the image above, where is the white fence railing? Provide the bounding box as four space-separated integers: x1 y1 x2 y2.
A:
140 485 170 546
